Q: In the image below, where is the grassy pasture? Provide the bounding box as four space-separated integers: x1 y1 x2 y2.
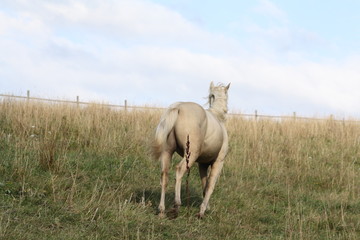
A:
0 99 360 239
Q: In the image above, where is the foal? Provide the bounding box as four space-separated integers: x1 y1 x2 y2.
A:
153 82 230 218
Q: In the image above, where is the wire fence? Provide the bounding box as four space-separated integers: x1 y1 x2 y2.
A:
1 91 359 123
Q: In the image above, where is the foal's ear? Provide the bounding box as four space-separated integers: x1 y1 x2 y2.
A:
210 81 215 90
225 83 231 91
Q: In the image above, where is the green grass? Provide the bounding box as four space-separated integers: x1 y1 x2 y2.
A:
1 99 360 239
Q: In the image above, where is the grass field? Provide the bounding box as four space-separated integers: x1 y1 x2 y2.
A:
1 99 360 239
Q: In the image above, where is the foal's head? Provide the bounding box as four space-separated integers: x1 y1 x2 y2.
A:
208 82 230 108
208 82 230 120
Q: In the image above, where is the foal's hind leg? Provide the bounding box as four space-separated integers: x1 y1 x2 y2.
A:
174 152 198 211
158 152 171 218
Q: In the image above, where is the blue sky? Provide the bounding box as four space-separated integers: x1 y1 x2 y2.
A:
0 0 359 118
152 0 360 58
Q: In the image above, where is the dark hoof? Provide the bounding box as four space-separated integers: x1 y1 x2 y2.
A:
196 213 204 219
167 208 179 219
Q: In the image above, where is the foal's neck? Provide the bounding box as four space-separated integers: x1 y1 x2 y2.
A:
209 99 228 122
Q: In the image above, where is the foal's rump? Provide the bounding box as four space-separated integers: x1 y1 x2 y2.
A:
173 102 207 153
153 102 208 158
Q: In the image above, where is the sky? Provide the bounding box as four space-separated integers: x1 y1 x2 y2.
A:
0 0 359 118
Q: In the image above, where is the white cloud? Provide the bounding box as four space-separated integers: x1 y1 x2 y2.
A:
239 58 360 114
0 11 49 38
0 0 359 117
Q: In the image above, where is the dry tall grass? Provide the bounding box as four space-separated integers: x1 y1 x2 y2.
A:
1 99 360 239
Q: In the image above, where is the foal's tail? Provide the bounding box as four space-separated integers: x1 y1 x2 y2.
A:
153 105 179 160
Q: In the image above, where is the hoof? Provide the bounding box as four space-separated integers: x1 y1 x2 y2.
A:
168 207 179 219
196 213 204 219
158 212 166 218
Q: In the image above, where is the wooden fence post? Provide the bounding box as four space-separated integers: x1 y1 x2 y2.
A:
27 90 30 101
76 96 79 107
293 112 296 120
124 100 128 111
254 110 258 120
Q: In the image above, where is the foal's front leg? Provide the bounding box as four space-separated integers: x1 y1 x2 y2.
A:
198 163 210 209
198 159 224 218
198 127 228 218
